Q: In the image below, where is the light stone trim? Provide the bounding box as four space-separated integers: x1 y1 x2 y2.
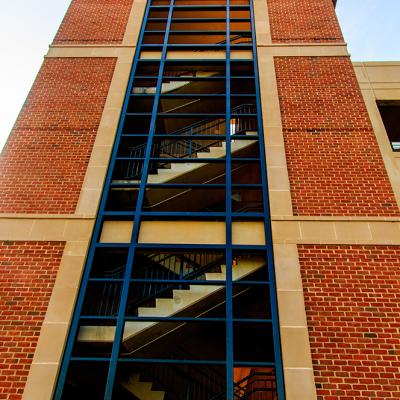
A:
18 217 400 399
46 46 135 58
257 50 293 217
0 217 94 241
259 44 349 57
2 217 400 245
353 62 400 211
272 219 400 245
138 50 254 60
255 4 343 397
99 220 267 246
254 0 272 45
22 241 90 400
74 53 134 216
19 5 400 400
123 0 147 46
273 243 317 399
22 0 148 398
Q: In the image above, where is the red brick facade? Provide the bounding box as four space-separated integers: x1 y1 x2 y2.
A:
275 56 399 216
267 0 343 43
0 241 64 400
53 0 134 44
300 245 400 400
0 57 116 214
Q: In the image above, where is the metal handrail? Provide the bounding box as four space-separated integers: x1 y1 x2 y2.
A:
88 253 223 317
194 34 253 51
211 371 277 400
172 103 256 136
119 103 257 179
128 252 225 312
141 359 224 400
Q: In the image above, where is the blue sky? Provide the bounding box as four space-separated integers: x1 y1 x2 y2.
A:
336 0 400 61
0 0 399 150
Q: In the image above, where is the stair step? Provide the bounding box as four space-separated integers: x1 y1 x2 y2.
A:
175 286 217 295
138 306 167 316
198 149 226 158
222 140 255 149
169 164 191 172
145 138 257 184
196 152 217 158
170 163 204 172
155 297 175 307
78 258 265 345
187 285 222 294
205 272 226 281
208 147 227 154
156 169 177 176
122 373 165 400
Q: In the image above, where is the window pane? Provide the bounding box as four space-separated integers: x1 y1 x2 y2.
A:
121 321 226 361
114 362 226 399
377 102 400 151
233 322 274 363
151 137 226 159
233 367 277 400
142 187 226 212
155 116 227 135
73 318 115 358
61 361 109 400
233 284 271 320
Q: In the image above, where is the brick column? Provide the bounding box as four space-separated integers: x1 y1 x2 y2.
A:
0 1 144 398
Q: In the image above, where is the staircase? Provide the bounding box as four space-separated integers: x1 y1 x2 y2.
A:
119 362 277 400
113 104 258 185
146 137 256 184
133 68 225 95
120 352 226 400
120 373 165 400
77 257 265 348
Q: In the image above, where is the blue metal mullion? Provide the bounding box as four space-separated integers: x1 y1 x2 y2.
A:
103 1 176 398
52 3 152 399
250 1 285 398
117 358 226 366
225 1 234 398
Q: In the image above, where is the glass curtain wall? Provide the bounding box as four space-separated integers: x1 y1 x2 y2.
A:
54 0 284 399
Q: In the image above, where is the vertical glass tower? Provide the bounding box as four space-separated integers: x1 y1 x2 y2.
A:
54 1 284 398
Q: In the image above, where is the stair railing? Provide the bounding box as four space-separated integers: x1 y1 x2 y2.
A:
131 348 276 400
88 253 222 317
194 34 253 52
233 201 264 214
140 357 225 400
126 252 225 313
210 371 277 400
120 104 256 179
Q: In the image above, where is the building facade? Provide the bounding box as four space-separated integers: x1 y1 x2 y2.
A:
0 0 399 399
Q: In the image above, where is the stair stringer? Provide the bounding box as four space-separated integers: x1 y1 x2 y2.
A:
120 373 165 400
147 138 256 184
77 258 264 345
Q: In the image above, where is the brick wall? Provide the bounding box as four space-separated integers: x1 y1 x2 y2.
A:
267 0 343 43
0 57 116 214
275 56 399 216
299 245 400 399
53 0 134 44
0 241 64 400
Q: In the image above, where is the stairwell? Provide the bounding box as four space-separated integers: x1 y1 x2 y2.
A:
78 257 265 347
120 373 165 400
